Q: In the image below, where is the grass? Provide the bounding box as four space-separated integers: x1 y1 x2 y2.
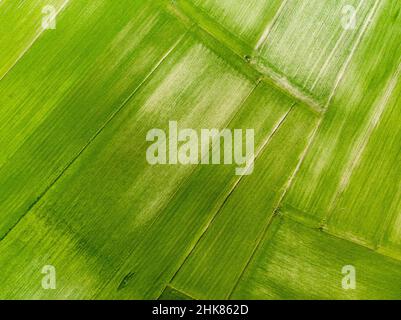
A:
0 0 400 299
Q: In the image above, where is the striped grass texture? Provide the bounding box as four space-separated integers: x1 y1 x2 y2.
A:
0 0 400 299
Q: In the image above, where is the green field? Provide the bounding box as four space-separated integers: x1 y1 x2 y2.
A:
0 0 400 299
